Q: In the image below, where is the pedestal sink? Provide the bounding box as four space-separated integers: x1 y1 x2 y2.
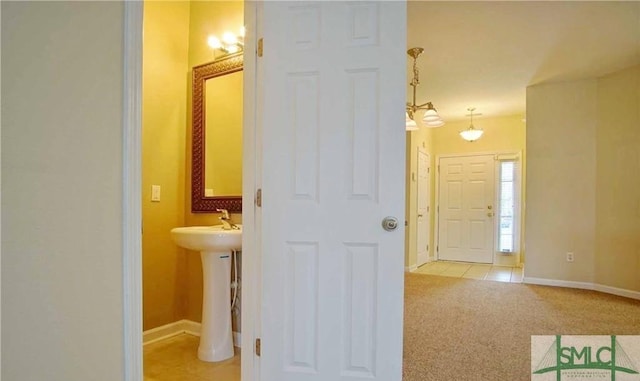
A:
170 225 241 362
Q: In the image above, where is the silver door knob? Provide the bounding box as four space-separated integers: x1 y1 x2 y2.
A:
382 216 399 231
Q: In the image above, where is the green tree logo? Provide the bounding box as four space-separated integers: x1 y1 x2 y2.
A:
533 336 639 381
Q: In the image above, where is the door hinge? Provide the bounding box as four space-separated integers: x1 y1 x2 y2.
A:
256 188 262 207
257 38 263 57
427 244 429 251
437 245 439 252
255 338 261 356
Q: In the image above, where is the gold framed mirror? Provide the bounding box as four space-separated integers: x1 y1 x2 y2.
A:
191 52 243 212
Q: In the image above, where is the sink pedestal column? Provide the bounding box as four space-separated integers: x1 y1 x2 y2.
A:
198 251 234 362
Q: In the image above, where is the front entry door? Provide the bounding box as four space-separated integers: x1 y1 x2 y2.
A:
258 2 406 381
438 155 495 263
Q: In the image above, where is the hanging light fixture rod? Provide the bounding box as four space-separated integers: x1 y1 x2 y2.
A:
465 107 483 118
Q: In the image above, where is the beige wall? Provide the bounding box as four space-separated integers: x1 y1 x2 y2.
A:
142 1 191 330
526 79 598 283
527 67 640 293
184 0 244 323
432 115 526 156
2 2 126 379
595 65 640 291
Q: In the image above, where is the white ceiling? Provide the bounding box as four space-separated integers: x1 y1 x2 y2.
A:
407 1 640 122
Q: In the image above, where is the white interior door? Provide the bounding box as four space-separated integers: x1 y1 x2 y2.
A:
438 155 495 263
258 2 406 381
416 149 430 266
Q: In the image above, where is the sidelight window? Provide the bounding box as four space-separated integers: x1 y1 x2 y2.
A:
498 160 517 253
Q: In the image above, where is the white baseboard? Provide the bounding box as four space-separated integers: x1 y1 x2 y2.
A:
523 277 594 290
143 319 195 345
523 277 640 301
143 319 242 347
594 283 640 301
405 264 418 272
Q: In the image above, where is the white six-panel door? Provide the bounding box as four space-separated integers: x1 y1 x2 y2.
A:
438 155 495 263
417 149 430 266
258 2 406 381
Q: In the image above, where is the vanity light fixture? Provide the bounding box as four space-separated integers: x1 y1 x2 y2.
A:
207 26 245 55
459 107 484 142
406 47 444 130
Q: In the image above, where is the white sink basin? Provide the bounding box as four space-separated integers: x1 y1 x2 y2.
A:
170 224 242 362
170 225 241 252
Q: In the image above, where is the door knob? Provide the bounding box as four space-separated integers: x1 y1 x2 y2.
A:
418 214 424 217
381 216 399 231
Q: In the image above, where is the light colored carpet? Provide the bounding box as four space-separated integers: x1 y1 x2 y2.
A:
403 273 640 381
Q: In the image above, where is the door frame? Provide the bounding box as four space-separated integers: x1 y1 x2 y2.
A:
123 2 408 380
416 148 431 266
122 3 143 380
240 2 260 381
122 2 260 381
434 150 521 264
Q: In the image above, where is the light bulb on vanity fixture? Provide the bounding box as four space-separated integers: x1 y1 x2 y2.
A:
208 26 245 56
405 47 444 131
459 107 484 142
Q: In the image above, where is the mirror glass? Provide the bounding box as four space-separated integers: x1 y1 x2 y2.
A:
191 53 243 213
204 71 243 196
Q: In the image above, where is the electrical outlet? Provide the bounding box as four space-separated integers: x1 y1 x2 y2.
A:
566 252 574 262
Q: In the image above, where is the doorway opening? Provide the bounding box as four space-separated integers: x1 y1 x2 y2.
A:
138 2 248 381
404 119 526 274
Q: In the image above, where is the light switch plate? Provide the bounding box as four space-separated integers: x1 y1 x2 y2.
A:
151 185 161 202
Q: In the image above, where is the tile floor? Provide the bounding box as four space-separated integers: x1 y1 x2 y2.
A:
415 261 523 283
144 334 240 381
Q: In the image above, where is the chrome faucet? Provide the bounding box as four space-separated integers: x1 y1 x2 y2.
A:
217 208 239 230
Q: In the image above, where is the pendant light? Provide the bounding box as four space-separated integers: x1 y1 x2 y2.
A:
460 107 484 142
405 47 444 130
405 112 418 131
